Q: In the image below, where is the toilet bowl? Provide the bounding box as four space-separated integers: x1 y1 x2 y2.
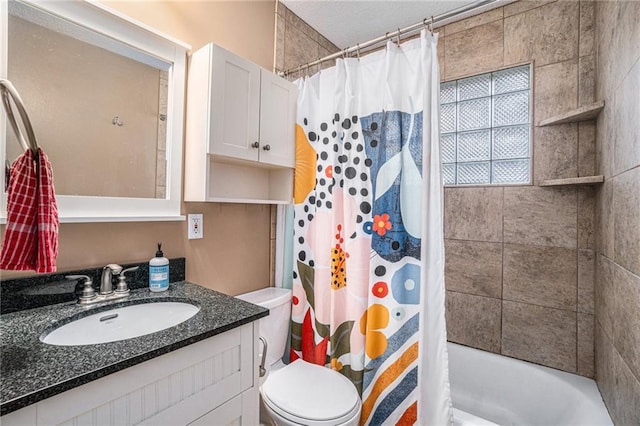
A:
237 288 362 426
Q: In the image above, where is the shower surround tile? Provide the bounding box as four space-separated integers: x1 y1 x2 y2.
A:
503 1 579 67
444 20 503 80
613 61 640 176
284 24 319 71
503 0 557 18
595 324 616 418
275 14 285 72
503 186 577 248
285 7 318 43
595 254 615 340
444 187 503 242
613 264 640 381
578 55 595 106
438 36 445 81
577 187 595 250
578 249 595 314
610 1 640 95
446 291 501 353
595 100 614 179
596 324 640 426
443 7 503 36
502 300 576 372
613 167 640 276
444 239 502 298
597 178 615 259
579 1 595 58
534 59 579 123
578 122 596 177
503 244 577 311
533 124 578 184
577 313 595 378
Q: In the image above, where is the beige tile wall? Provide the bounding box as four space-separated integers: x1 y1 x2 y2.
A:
274 2 340 79
593 1 640 424
440 0 596 377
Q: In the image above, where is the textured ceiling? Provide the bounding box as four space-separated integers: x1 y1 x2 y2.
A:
281 0 478 49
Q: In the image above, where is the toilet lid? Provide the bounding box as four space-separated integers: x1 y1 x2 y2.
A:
262 359 360 422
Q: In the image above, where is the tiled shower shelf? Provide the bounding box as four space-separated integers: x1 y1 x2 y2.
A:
537 101 605 126
539 175 604 187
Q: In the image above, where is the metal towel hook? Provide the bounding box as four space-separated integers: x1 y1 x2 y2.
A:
0 79 39 155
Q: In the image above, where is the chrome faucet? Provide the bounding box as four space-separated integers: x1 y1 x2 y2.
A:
100 264 123 295
68 263 138 305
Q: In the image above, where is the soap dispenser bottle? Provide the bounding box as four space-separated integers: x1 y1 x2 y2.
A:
149 243 169 292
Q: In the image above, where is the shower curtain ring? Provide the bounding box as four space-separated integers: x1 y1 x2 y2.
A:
429 16 434 35
356 44 360 61
397 29 401 46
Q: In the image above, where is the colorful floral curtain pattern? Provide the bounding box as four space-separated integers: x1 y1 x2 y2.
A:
291 31 451 425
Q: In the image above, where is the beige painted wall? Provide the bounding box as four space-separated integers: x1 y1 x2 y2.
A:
2 1 276 297
593 1 640 424
104 0 275 70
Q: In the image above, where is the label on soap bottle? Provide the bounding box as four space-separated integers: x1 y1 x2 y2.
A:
149 265 169 291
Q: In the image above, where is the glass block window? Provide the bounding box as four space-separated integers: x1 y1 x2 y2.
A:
440 65 531 185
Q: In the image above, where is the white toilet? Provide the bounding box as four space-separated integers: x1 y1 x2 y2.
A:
237 287 362 426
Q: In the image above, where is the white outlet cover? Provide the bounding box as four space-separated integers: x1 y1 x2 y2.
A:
188 214 203 239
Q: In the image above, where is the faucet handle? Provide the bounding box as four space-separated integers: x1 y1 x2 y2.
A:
115 266 139 294
105 264 123 275
66 275 96 302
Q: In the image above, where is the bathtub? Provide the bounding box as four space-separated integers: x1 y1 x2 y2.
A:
447 343 613 426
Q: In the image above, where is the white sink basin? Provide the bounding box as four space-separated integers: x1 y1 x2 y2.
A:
41 302 200 346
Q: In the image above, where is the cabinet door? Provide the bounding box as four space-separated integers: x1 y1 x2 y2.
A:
188 388 258 426
210 45 261 162
259 71 297 168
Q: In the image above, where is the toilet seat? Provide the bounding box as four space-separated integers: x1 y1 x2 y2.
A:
261 360 361 425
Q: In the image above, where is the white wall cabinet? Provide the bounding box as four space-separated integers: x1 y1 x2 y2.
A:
1 323 259 426
185 43 296 204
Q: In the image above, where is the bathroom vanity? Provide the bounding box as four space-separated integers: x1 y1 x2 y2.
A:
0 282 268 425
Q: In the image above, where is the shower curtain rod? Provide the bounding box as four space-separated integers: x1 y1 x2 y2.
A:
282 0 506 76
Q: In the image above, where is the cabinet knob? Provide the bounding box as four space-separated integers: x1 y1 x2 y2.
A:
262 144 271 151
251 141 260 149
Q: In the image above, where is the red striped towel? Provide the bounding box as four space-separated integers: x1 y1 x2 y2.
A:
1 148 59 273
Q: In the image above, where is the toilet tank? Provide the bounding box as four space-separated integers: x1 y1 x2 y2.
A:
236 287 291 368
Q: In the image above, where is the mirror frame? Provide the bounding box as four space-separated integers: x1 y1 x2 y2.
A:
0 0 190 222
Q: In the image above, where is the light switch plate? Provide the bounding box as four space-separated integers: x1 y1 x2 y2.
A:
188 214 203 239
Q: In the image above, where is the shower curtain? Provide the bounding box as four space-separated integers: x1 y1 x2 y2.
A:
291 30 451 425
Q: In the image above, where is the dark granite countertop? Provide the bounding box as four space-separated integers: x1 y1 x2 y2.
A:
0 281 268 416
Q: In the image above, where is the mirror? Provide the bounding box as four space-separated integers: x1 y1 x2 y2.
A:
1 0 189 221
